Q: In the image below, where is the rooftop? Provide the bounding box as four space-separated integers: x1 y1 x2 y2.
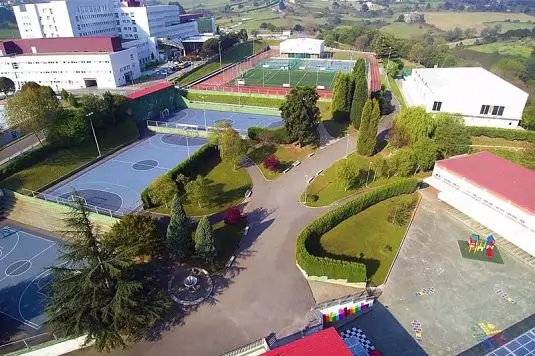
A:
126 82 174 100
436 151 535 215
262 328 352 356
0 37 122 57
411 67 528 98
280 38 324 45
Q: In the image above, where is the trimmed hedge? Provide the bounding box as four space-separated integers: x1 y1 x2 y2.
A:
296 178 419 283
141 143 218 208
247 126 290 144
469 126 535 142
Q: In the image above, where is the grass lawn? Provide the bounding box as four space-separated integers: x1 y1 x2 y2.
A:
318 101 358 138
381 69 406 110
471 135 535 149
469 39 535 58
423 11 535 31
177 41 267 86
0 120 139 192
487 21 535 32
380 22 441 39
319 193 418 284
0 27 20 39
248 143 314 180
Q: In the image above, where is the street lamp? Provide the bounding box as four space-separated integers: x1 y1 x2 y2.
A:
345 133 351 156
202 95 208 130
86 112 101 157
304 174 311 203
365 161 374 187
218 41 222 68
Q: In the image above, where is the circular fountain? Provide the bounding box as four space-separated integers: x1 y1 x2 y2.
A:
168 267 213 306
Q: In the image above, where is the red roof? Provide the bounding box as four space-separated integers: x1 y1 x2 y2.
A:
0 37 122 56
126 82 174 100
436 151 535 215
262 328 352 356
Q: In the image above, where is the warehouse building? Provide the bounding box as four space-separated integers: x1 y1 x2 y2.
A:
0 36 140 90
400 67 529 128
425 151 535 257
279 38 324 59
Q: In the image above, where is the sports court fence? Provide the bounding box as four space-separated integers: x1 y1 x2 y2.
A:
0 332 58 355
187 100 280 116
147 120 248 138
21 188 129 218
192 84 333 98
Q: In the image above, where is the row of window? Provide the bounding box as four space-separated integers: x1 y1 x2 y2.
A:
77 5 110 14
75 13 114 21
81 29 116 36
122 33 139 39
8 60 111 68
480 105 505 116
78 21 114 29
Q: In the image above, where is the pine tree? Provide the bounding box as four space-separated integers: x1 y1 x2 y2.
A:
350 76 368 129
194 216 217 265
331 73 352 122
356 99 373 155
167 192 192 259
45 194 168 352
352 58 366 79
280 86 321 146
363 99 381 155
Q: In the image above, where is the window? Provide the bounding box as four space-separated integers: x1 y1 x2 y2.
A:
497 106 505 116
491 106 499 115
480 105 490 115
132 20 136 24
12 63 18 69
432 101 442 112
130 54 134 60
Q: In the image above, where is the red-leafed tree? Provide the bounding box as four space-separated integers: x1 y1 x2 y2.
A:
224 206 243 225
263 154 280 171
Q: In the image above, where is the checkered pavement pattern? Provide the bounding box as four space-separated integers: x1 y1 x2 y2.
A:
340 327 375 356
486 327 535 356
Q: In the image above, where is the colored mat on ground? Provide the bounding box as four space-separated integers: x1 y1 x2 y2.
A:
457 240 504 264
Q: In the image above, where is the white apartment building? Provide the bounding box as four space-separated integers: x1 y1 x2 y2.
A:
400 67 529 128
0 37 140 90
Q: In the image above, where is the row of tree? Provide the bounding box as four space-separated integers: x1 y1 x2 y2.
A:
201 30 248 57
331 58 368 128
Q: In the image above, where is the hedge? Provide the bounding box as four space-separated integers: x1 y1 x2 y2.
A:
247 126 290 144
296 178 419 283
141 142 218 208
469 126 535 142
0 144 55 182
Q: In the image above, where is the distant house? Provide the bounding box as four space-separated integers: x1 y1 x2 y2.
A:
403 11 425 24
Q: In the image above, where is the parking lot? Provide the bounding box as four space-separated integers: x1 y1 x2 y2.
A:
345 189 535 355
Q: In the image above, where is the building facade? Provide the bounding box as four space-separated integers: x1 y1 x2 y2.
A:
0 37 140 90
279 38 325 58
425 152 535 257
400 67 529 128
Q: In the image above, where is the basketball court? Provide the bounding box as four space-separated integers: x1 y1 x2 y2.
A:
45 133 207 215
0 225 61 339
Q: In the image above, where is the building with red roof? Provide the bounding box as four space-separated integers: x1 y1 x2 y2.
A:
425 151 535 256
262 328 352 356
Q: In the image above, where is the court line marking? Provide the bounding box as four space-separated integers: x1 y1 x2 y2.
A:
0 309 39 330
5 226 55 244
111 158 171 171
0 243 56 283
0 229 19 262
4 260 32 278
57 183 128 212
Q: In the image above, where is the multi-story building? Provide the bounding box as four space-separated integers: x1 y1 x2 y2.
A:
0 37 141 90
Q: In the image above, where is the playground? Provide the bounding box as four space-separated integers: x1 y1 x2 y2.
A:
233 58 355 89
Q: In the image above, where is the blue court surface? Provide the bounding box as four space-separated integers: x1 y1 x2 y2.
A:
47 134 206 215
0 225 60 338
168 108 283 132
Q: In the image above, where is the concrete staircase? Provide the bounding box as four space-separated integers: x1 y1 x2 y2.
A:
0 189 116 234
443 205 535 269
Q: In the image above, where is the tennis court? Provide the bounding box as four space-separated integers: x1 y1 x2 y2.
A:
234 57 355 89
0 225 61 342
45 134 207 215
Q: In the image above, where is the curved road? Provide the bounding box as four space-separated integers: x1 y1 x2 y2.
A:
87 118 391 356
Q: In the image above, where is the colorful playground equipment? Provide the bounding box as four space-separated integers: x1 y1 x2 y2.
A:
466 234 495 259
320 299 374 324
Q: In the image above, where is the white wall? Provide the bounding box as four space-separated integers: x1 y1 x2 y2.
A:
121 36 157 67
427 167 535 256
0 48 139 90
280 39 324 55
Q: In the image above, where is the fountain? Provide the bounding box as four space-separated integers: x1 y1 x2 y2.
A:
184 275 198 290
168 267 213 306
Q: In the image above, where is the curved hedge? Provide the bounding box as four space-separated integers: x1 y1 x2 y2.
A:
141 143 218 208
296 178 419 282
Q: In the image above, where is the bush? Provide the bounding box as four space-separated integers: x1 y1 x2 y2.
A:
141 143 218 208
248 126 290 144
387 195 418 226
47 109 89 148
263 154 280 171
296 178 418 282
0 145 56 182
224 206 243 224
468 126 535 142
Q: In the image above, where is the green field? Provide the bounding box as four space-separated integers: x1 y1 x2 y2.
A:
423 11 535 31
487 21 535 32
380 22 441 39
469 39 535 58
0 27 19 39
319 193 417 284
238 67 338 88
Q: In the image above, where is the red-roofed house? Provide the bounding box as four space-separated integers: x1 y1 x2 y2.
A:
425 151 535 256
262 328 352 356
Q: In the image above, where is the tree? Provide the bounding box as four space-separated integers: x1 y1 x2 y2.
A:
352 58 366 79
375 157 389 178
219 124 248 169
45 195 168 351
103 214 163 262
433 113 471 157
194 217 217 265
337 158 357 191
47 109 88 148
386 60 401 78
350 60 368 129
60 88 69 101
167 192 192 259
356 99 380 156
20 81 40 92
413 137 438 171
521 99 535 130
148 174 176 208
331 73 354 122
392 106 435 145
392 149 417 176
5 86 60 145
280 86 321 146
263 154 280 171
201 38 220 57
491 58 527 82
388 122 410 148
185 175 211 208
225 206 243 224
0 77 15 96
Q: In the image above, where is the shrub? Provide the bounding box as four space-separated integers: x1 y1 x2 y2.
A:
468 126 535 143
0 145 55 182
263 154 280 171
295 178 418 282
387 195 418 226
224 206 243 225
248 126 290 144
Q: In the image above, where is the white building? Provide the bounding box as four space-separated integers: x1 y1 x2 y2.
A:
400 67 529 128
425 151 535 257
0 37 140 90
279 38 324 58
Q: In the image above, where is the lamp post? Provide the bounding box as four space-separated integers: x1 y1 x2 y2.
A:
304 174 311 203
86 112 101 157
202 95 207 130
345 133 351 157
218 41 222 68
365 161 374 187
